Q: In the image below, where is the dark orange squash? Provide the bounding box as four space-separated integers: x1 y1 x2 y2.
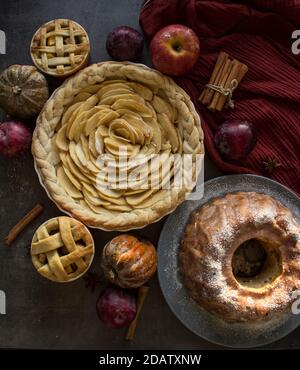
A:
101 234 157 288
0 65 49 118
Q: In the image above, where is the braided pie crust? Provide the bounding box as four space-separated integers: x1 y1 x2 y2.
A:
32 62 204 230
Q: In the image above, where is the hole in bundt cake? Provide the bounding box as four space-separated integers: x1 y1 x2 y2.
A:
232 238 282 288
232 239 266 278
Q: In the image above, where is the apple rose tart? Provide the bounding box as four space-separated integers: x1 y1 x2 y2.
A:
32 62 204 230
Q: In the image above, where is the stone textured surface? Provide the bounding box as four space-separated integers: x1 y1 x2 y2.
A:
0 0 298 350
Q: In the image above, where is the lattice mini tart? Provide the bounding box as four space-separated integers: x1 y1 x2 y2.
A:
30 19 90 77
31 216 95 282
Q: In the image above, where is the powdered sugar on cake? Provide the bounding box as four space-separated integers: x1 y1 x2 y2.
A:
180 191 300 322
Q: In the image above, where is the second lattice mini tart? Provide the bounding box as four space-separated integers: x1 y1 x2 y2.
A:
30 19 90 77
31 216 95 282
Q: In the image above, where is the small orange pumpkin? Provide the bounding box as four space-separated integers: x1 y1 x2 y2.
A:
101 234 157 288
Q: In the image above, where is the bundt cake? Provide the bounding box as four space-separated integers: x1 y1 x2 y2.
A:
180 192 300 322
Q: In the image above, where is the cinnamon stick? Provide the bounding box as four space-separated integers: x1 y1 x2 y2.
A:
200 52 228 105
202 55 228 105
216 61 248 111
215 59 240 111
4 204 44 246
126 285 149 341
236 63 248 86
208 59 233 111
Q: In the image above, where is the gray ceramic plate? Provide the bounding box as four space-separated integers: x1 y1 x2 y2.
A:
158 174 300 348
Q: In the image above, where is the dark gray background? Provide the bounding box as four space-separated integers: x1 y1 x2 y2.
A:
0 0 298 349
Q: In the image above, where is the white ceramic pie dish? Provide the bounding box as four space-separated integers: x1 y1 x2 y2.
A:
32 61 204 231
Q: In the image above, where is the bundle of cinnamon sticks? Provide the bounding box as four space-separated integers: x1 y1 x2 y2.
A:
199 52 248 112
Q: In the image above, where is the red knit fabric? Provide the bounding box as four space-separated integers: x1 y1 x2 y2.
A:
140 0 300 195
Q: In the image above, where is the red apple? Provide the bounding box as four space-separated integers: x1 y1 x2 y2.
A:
96 286 136 329
106 26 144 62
214 120 257 162
150 24 200 76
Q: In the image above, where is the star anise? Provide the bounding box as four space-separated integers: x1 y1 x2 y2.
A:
83 272 102 292
261 157 281 174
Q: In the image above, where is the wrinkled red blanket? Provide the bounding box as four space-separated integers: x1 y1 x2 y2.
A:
140 0 300 195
